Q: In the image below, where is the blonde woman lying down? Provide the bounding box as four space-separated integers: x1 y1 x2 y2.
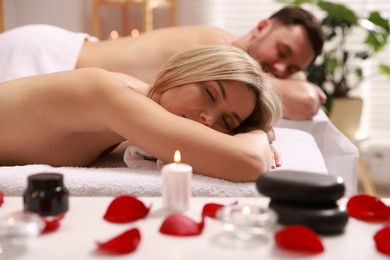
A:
0 45 282 182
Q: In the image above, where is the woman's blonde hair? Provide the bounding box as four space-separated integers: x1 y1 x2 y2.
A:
149 45 283 133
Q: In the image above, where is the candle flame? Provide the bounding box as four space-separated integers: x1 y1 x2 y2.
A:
242 206 251 215
131 29 140 38
174 150 181 163
110 30 119 39
7 217 16 226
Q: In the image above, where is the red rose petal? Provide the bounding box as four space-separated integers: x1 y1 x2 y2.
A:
201 201 238 219
0 192 3 207
275 226 324 254
103 195 151 223
97 228 141 255
201 203 225 219
374 226 390 255
159 213 204 236
42 214 65 233
347 194 390 222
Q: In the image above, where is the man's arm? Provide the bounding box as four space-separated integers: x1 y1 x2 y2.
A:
264 72 326 120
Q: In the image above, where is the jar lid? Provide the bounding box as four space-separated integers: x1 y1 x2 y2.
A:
24 173 69 216
27 173 64 190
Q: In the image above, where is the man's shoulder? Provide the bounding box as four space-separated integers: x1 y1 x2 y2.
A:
153 26 234 44
162 25 226 33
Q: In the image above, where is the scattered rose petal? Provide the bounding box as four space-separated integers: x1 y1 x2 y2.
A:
159 213 204 236
374 226 390 256
201 203 225 219
346 194 390 222
275 226 324 254
0 192 3 207
201 201 238 219
41 214 65 233
97 228 141 255
103 195 151 223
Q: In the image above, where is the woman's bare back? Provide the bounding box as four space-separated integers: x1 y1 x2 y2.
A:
0 69 127 166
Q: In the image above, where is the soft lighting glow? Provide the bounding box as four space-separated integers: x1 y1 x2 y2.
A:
174 150 181 163
7 217 16 226
110 30 119 39
242 206 251 216
131 29 140 38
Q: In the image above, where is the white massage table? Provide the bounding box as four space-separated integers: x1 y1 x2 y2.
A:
0 25 358 198
276 109 358 196
0 123 357 198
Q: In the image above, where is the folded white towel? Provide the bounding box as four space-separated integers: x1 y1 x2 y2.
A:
0 24 97 83
124 145 165 169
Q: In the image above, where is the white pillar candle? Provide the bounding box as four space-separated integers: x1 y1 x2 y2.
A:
162 150 192 212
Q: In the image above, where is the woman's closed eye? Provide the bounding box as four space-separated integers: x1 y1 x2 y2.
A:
221 116 234 133
206 88 216 102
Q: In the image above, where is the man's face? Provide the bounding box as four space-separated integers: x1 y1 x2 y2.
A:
247 21 315 78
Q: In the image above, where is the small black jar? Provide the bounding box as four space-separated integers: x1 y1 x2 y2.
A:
23 173 69 217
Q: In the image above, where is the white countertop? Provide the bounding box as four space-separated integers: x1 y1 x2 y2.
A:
0 196 388 260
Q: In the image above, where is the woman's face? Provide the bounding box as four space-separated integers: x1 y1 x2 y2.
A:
158 80 256 134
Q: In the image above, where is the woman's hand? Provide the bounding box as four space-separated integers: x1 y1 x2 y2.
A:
266 127 281 169
266 127 276 143
270 144 281 169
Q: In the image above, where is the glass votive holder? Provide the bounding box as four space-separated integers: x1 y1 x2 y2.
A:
0 212 45 256
216 204 277 242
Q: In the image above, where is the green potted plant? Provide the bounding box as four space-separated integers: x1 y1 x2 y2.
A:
279 0 390 137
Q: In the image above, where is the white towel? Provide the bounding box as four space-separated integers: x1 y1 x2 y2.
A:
0 24 97 83
0 128 328 197
124 145 165 169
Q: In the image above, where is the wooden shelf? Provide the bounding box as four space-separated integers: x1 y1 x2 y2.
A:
0 0 5 33
92 0 176 39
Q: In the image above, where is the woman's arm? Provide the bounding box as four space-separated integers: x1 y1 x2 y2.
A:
1 68 273 181
86 69 274 182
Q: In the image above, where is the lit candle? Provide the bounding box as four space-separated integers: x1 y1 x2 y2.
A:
162 150 192 212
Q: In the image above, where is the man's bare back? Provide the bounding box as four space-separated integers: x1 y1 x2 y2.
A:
76 26 235 84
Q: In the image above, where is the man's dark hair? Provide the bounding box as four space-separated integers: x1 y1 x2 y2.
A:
270 6 324 61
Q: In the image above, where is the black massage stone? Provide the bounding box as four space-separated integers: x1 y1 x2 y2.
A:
256 170 345 204
269 200 349 234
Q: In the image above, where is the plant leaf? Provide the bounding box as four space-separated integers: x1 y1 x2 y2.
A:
365 32 386 52
103 195 151 223
275 225 324 254
379 64 390 81
97 228 141 255
319 1 358 26
368 11 390 34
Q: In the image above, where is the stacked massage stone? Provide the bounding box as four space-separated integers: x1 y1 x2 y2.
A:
256 170 349 234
